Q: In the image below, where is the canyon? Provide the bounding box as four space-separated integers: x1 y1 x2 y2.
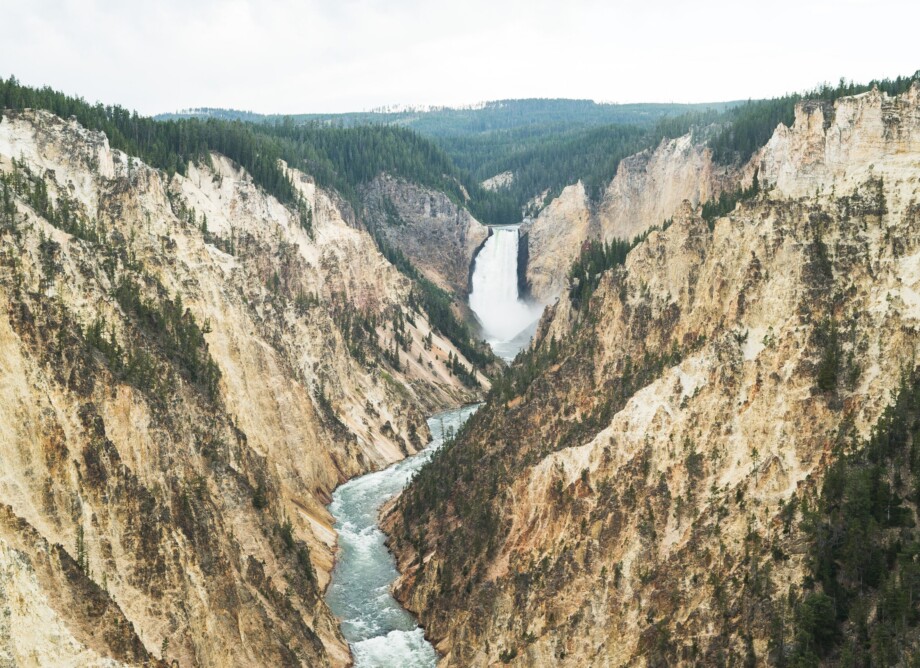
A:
386 83 920 666
1 75 919 668
0 108 486 666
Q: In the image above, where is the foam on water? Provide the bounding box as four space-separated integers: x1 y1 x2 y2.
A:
351 628 438 668
326 405 479 667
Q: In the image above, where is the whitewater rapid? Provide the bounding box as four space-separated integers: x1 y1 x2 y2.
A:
469 225 543 361
326 405 479 667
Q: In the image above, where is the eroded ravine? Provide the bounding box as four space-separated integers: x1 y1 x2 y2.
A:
326 405 479 667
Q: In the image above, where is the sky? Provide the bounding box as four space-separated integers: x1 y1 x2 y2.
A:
2 0 918 115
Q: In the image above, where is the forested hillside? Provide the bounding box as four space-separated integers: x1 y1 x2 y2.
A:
158 99 737 212
156 99 737 135
0 76 518 224
149 73 920 220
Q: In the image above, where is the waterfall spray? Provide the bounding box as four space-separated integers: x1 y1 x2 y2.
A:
469 225 543 359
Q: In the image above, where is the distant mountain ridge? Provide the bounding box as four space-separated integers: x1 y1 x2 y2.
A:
153 99 743 213
154 98 742 136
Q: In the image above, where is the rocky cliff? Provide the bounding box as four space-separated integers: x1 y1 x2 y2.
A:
0 109 485 666
386 84 920 666
362 174 490 299
596 131 735 241
481 171 514 192
521 132 735 303
756 84 920 198
519 182 595 302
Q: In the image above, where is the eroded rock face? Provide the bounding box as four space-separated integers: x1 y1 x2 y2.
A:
522 133 735 303
386 85 920 666
597 132 735 241
0 504 153 667
0 110 485 667
520 182 595 302
362 174 490 298
756 84 920 199
481 171 514 191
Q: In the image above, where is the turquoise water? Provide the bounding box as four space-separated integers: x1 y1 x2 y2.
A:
326 405 478 667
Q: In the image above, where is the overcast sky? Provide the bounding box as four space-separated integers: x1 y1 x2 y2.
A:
2 0 918 115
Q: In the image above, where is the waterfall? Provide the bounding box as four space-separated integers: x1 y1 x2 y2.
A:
469 225 543 360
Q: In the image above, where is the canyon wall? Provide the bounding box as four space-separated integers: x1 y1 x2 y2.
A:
522 133 736 303
0 109 484 667
362 173 490 299
387 84 920 666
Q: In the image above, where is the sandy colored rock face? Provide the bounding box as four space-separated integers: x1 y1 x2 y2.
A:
520 181 595 302
481 171 514 192
386 84 920 666
0 110 485 666
596 132 735 242
522 133 736 303
756 84 920 200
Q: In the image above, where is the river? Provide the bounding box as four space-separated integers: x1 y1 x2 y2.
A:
326 223 537 664
325 404 479 667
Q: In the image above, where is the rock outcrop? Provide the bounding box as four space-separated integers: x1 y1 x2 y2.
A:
362 174 490 299
522 133 735 303
519 182 595 301
481 171 514 191
756 84 920 198
596 131 734 241
0 109 485 666
386 84 920 666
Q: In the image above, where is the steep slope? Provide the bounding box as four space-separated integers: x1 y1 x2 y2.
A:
386 84 920 666
0 109 485 666
521 131 735 302
361 174 490 298
596 131 735 242
519 182 595 301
